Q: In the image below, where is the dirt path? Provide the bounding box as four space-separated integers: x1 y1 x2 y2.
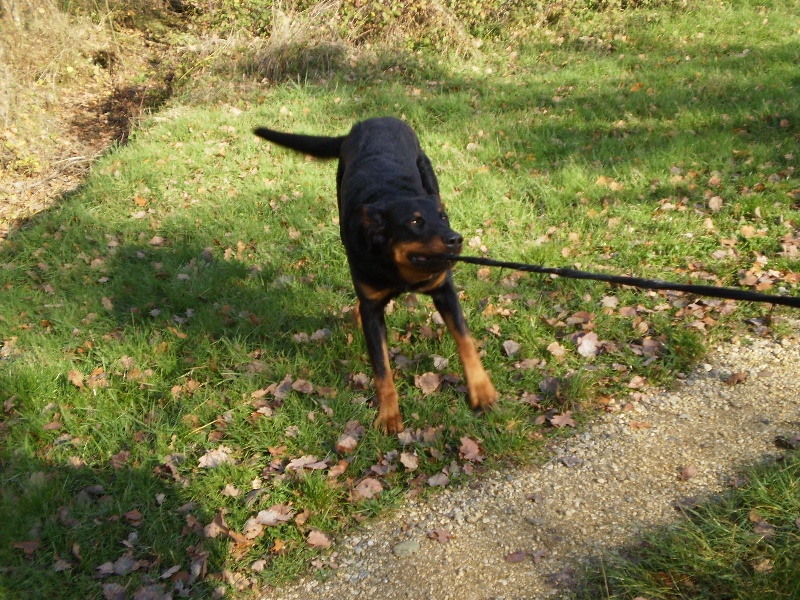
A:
261 329 800 599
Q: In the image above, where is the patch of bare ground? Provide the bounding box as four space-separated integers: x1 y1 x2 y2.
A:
0 2 174 242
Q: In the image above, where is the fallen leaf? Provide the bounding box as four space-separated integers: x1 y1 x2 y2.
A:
547 341 566 358
111 450 130 469
242 517 264 540
160 565 181 580
198 445 234 468
505 550 528 563
539 377 562 396
335 434 359 454
12 539 40 557
576 332 599 358
292 379 314 394
724 371 748 385
307 530 332 549
294 509 311 526
285 455 328 471
414 372 442 395
427 472 450 487
327 460 349 478
250 559 267 572
459 436 485 463
103 583 127 600
67 370 84 390
752 558 774 573
400 452 419 471
550 411 576 428
352 477 383 501
502 339 521 357
427 528 453 543
221 484 241 497
124 509 142 525
255 505 294 527
627 375 647 389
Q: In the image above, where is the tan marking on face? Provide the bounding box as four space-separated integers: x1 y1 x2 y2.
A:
392 239 451 284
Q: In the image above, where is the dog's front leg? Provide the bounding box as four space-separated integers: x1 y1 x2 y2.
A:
358 298 404 433
430 279 497 412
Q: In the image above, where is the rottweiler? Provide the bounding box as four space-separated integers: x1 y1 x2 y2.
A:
254 117 497 433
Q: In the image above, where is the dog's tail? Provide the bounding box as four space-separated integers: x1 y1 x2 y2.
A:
254 127 345 159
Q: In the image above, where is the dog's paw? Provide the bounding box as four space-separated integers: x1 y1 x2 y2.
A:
374 410 405 434
468 377 498 412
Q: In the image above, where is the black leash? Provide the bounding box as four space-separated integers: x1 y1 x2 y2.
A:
442 254 800 309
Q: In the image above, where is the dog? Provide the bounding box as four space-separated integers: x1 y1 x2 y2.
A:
254 117 497 433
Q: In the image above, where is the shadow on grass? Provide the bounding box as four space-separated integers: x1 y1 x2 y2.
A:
0 183 351 595
0 452 227 597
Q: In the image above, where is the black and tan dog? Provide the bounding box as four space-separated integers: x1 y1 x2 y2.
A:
254 117 497 433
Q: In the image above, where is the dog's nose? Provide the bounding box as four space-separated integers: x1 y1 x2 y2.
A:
445 232 463 251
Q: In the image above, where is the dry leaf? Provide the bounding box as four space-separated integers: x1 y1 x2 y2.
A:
307 530 332 549
198 445 234 468
576 332 599 358
400 452 419 471
459 436 485 462
414 372 442 395
255 505 294 527
427 472 450 487
680 465 698 481
427 528 453 543
67 370 84 390
352 477 383 501
505 550 528 563
502 339 521 357
327 460 348 478
550 411 576 428
724 371 748 385
335 434 359 454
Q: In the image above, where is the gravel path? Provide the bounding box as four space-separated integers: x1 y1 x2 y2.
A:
261 327 800 600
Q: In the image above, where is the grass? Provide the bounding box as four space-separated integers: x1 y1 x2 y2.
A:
580 451 800 599
1 0 799 597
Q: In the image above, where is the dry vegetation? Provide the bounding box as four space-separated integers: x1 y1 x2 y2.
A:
0 0 177 238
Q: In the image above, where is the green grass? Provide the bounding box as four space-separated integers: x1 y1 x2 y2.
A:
1 0 799 597
580 451 800 599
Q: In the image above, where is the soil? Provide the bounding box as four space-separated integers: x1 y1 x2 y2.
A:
0 29 171 242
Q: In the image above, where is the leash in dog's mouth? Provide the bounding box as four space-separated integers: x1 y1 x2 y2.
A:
440 254 800 309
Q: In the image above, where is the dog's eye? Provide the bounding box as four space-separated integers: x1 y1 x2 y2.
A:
439 212 448 221
410 217 425 226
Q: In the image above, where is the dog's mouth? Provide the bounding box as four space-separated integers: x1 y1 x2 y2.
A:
407 253 456 272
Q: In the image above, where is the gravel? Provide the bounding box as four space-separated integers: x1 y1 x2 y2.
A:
261 326 800 600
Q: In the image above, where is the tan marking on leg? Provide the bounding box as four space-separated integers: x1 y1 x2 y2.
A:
367 328 404 433
373 373 403 433
443 315 497 411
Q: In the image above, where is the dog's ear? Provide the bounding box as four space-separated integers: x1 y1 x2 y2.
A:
358 205 386 252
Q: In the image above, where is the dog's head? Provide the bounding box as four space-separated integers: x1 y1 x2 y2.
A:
358 197 463 283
